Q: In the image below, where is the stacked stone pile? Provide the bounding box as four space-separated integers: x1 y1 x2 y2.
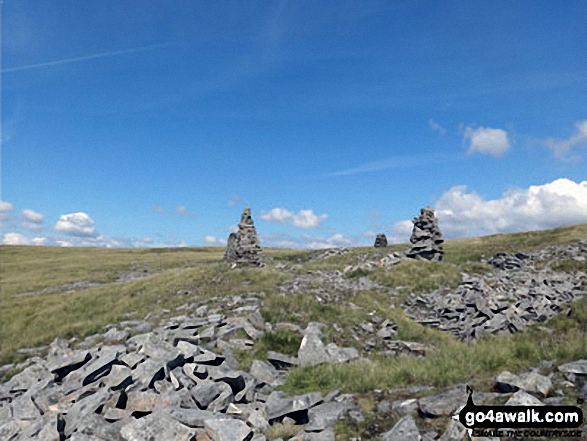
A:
373 234 388 248
0 305 363 440
404 268 587 341
406 207 444 262
224 207 264 267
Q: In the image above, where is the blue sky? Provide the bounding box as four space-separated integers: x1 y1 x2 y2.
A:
1 1 587 248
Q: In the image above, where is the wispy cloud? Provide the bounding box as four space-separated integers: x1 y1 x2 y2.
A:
176 205 194 217
326 153 450 177
543 120 587 161
2 42 174 73
429 119 446 136
227 195 242 207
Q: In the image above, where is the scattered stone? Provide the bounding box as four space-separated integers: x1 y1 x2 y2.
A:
380 414 421 441
505 390 544 406
558 359 587 375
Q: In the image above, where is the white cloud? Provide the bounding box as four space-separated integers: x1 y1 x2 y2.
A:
21 208 45 231
462 125 510 157
2 232 32 245
227 195 242 207
543 120 587 161
260 208 328 229
258 232 359 249
142 237 153 244
54 212 98 237
434 178 587 238
1 232 48 245
363 231 377 238
204 235 227 246
387 220 414 244
176 205 193 217
0 200 13 220
429 119 446 136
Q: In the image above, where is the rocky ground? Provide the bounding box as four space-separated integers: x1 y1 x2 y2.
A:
1 241 586 440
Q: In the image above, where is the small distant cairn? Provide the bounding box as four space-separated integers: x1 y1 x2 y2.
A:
374 233 388 248
224 207 264 266
406 206 444 262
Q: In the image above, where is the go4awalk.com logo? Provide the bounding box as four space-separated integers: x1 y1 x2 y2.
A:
454 386 584 439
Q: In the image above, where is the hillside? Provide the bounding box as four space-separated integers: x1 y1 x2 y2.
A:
0 223 586 440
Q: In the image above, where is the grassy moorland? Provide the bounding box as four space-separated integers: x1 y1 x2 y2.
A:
0 224 586 436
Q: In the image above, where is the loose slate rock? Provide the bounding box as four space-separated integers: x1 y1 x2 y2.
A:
505 390 544 406
558 359 587 375
380 414 421 441
298 323 330 367
204 417 254 441
120 410 195 440
305 401 349 432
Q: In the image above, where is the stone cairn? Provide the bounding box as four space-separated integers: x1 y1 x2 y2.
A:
373 233 388 248
406 206 444 262
224 207 264 266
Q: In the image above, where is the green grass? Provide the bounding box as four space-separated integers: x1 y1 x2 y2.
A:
1 222 586 409
231 328 303 371
282 309 587 394
0 261 286 365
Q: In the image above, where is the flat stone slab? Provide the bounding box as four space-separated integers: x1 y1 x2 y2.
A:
120 410 195 440
558 359 587 375
380 414 421 441
204 417 253 441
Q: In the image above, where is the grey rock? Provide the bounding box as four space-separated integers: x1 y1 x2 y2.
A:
380 414 421 441
266 391 323 423
438 419 467 441
266 351 299 370
558 359 587 375
391 398 418 416
516 372 552 397
0 362 53 394
46 349 92 379
120 409 195 440
191 380 221 408
505 390 544 406
298 323 330 367
305 401 349 431
204 417 253 441
163 406 224 428
247 408 270 431
250 360 283 387
418 387 466 417
103 328 129 343
119 352 145 369
325 343 359 363
64 388 111 437
102 364 132 390
207 382 234 412
293 428 336 441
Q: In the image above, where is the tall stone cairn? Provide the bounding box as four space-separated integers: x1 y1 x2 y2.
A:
374 233 388 248
406 206 444 262
224 207 264 266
